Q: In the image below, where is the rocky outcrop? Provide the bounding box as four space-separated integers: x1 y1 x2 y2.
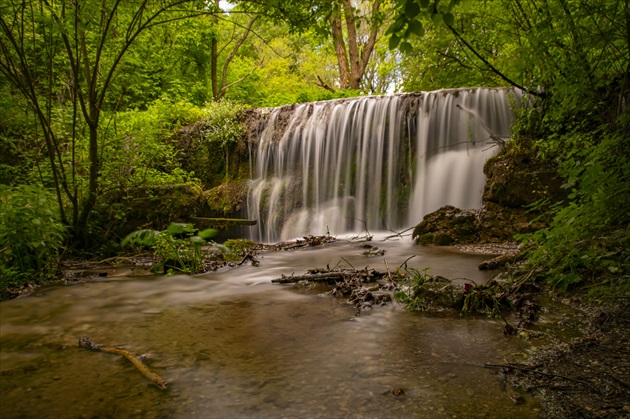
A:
413 138 565 246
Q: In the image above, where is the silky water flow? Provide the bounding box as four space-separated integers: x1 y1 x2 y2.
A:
0 88 542 418
247 87 521 243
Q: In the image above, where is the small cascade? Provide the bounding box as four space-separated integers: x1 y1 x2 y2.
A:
247 87 521 242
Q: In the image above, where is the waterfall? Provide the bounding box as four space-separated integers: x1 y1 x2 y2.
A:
247 87 521 243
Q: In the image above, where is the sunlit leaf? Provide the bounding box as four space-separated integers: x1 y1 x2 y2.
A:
166 222 193 235
198 228 219 240
190 236 206 245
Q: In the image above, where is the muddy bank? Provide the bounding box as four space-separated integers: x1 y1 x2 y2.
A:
497 300 630 418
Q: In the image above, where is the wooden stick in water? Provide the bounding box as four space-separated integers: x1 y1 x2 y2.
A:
79 336 168 390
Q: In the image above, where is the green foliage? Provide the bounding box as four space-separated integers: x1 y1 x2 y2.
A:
460 284 503 317
0 185 66 289
388 0 459 52
222 238 259 261
123 223 218 275
393 267 431 310
201 100 246 148
102 99 204 192
520 133 630 292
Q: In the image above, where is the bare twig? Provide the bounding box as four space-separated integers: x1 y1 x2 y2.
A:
400 255 416 269
341 257 356 270
384 259 393 281
79 337 167 390
382 226 414 241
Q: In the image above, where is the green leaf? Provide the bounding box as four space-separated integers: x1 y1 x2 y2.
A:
431 13 443 24
443 12 454 26
407 20 424 37
190 236 206 245
399 41 413 54
420 0 430 7
122 229 160 247
405 2 420 18
166 222 194 235
389 34 401 50
198 228 219 240
386 17 406 35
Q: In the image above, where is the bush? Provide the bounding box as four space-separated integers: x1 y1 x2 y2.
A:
123 222 218 275
0 185 66 289
520 131 630 293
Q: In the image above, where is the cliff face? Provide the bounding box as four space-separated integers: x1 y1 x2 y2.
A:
412 138 566 245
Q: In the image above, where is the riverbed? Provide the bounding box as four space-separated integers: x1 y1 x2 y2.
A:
0 237 541 418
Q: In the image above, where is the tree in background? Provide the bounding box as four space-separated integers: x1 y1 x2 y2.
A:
0 0 210 243
327 0 383 90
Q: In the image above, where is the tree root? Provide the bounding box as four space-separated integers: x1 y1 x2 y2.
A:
79 337 168 390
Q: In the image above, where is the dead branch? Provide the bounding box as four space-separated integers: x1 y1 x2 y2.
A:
341 257 356 270
382 226 414 241
79 337 167 390
316 75 337 93
456 104 508 145
271 272 350 283
350 218 372 241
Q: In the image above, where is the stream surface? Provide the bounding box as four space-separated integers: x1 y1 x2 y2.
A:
0 237 540 418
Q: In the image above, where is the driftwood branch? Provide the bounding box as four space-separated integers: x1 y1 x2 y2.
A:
383 227 414 241
79 336 168 390
350 218 372 241
271 272 350 283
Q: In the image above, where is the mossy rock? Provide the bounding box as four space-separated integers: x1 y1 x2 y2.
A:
202 180 249 218
412 205 480 245
483 138 566 208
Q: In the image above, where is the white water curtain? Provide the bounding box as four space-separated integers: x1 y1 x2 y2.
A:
247 88 521 242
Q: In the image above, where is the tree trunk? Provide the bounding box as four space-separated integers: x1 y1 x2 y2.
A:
329 0 381 91
330 8 351 90
211 0 220 99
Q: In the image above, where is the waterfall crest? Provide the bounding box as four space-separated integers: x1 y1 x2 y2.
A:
247 87 521 243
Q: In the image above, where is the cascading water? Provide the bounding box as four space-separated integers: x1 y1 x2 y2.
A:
247 87 522 243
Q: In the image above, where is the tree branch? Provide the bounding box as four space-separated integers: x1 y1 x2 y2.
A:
447 24 544 98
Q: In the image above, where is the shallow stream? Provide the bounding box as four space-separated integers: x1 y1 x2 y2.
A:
0 237 541 418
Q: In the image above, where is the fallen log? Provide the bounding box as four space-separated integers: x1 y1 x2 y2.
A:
79 336 168 390
271 272 350 283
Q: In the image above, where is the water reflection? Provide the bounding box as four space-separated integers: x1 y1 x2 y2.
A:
0 238 539 418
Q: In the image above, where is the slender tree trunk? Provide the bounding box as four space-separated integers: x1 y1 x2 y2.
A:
342 0 360 89
329 7 350 90
210 0 220 99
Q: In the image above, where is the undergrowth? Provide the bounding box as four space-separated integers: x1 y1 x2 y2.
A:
519 131 630 296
